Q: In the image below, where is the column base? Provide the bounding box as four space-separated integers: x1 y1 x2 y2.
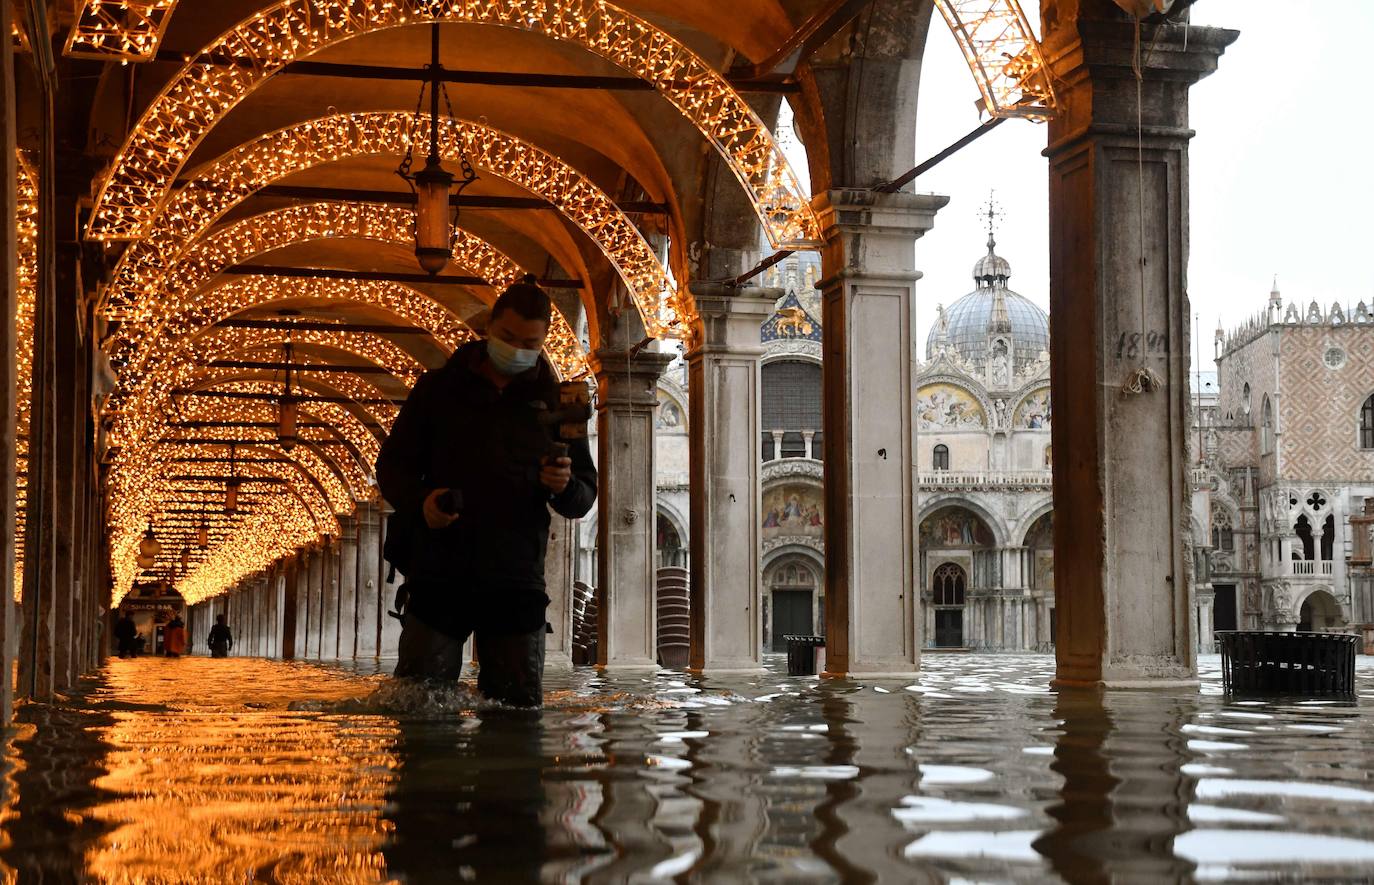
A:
599 661 661 674
1053 677 1201 691
823 668 919 680
689 666 768 677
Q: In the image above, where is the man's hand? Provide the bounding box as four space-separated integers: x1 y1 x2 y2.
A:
422 488 460 529
540 456 573 496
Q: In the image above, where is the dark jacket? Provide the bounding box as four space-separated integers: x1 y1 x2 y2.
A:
207 624 233 648
376 340 597 636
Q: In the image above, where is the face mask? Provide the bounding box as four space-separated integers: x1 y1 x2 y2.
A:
487 335 540 376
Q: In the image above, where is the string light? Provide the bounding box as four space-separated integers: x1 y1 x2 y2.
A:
98 113 682 336
13 153 36 601
85 0 819 253
64 0 176 61
934 0 1057 120
104 201 587 383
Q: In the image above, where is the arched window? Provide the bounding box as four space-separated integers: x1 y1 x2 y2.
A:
1043 444 1052 469
1241 382 1251 417
933 444 950 471
1361 393 1374 450
933 562 966 606
1261 396 1274 454
1294 515 1314 561
1321 514 1335 561
1210 507 1234 552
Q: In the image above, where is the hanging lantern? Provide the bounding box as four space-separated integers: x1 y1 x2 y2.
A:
278 338 300 450
138 522 161 558
396 24 477 276
136 553 156 570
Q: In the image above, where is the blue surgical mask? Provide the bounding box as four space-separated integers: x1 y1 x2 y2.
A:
487 336 540 376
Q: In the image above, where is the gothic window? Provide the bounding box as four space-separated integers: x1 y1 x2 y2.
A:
762 360 822 459
933 562 966 606
1044 444 1052 468
1294 515 1314 561
1211 507 1234 552
1321 514 1335 561
1361 393 1374 450
1241 382 1251 417
933 444 950 471
1261 396 1274 454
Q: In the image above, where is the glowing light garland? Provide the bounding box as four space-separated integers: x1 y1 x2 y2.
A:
64 0 176 61
106 275 460 453
14 153 36 601
99 113 680 335
86 0 820 252
106 200 587 381
934 0 1056 119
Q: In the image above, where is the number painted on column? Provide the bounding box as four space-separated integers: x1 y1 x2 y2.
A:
1116 331 1169 359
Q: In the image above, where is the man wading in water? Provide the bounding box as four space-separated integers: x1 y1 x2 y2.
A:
377 277 596 706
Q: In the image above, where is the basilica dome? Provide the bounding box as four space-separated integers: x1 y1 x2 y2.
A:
925 235 1049 374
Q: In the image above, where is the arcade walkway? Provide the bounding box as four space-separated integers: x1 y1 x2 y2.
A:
3 653 1374 881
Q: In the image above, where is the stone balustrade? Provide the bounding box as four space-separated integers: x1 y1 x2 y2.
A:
918 470 1053 490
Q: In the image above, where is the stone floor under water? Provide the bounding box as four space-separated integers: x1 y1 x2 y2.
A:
2 653 1373 882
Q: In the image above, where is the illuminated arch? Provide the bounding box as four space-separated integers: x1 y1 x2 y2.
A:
101 113 680 335
107 276 457 450
108 201 587 381
86 0 819 252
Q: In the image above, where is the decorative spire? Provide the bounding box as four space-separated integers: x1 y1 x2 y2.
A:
1269 275 1281 305
988 286 1012 335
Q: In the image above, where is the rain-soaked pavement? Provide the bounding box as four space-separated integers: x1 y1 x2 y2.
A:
2 653 1373 883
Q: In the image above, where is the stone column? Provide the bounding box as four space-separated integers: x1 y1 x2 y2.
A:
544 511 576 668
814 189 946 676
355 503 383 658
336 515 359 660
685 287 774 673
1196 587 1215 654
281 555 299 659
305 548 322 658
321 539 339 659
378 505 402 656
1042 4 1235 685
591 347 674 669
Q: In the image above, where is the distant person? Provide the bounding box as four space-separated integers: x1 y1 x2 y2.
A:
207 615 233 658
163 614 187 657
376 277 596 706
114 612 138 658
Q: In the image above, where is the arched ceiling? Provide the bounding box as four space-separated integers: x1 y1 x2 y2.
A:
69 0 1052 605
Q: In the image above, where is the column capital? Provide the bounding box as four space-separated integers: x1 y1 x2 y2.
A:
812 190 947 288
685 285 777 357
1044 17 1237 153
590 347 675 409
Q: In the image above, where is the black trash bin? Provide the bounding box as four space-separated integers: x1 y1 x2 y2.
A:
1217 630 1359 696
785 635 825 676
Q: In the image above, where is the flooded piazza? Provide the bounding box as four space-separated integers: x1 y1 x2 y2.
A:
0 654 1371 882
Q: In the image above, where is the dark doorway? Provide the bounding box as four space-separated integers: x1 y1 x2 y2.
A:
771 590 813 650
934 609 964 648
1213 584 1238 632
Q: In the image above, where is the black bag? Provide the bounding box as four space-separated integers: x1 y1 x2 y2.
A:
382 506 420 585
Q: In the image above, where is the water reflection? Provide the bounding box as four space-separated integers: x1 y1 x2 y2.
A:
0 655 1371 881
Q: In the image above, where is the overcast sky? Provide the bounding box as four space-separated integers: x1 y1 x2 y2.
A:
836 0 1374 357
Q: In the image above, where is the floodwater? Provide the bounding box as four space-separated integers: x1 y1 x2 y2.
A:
2 654 1374 883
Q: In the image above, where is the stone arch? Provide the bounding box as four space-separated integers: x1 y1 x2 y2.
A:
791 0 938 191
1010 384 1053 431
1295 587 1345 632
656 375 688 434
1016 503 1055 548
918 497 1005 549
656 499 689 570
1360 390 1374 450
916 379 993 432
88 3 818 249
